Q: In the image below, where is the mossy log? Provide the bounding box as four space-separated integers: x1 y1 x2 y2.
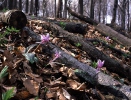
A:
0 10 27 29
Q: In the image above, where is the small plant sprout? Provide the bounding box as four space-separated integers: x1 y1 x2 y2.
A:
52 51 61 62
34 33 50 52
96 59 104 71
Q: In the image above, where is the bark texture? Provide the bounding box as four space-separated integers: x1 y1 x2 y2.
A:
23 26 131 99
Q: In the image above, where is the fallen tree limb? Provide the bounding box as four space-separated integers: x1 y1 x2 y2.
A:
86 38 131 59
67 7 131 46
40 23 131 81
23 27 131 99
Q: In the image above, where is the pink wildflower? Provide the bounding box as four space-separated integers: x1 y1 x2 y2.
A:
52 51 61 62
96 59 104 71
40 33 49 44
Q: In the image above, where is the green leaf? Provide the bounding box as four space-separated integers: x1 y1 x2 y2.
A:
0 66 8 80
23 53 38 64
2 87 15 100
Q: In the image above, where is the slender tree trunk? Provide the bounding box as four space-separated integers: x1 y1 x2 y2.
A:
57 0 63 18
98 0 101 22
127 0 130 31
55 0 56 18
78 0 83 15
121 0 126 30
35 0 39 16
30 0 33 15
13 0 17 9
43 0 47 16
19 0 22 10
90 0 95 19
111 0 118 25
64 0 68 18
2 0 7 8
25 0 29 13
8 0 13 9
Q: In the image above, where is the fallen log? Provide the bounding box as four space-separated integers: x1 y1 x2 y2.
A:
54 21 88 35
40 23 131 81
67 7 131 47
23 27 131 99
0 10 27 29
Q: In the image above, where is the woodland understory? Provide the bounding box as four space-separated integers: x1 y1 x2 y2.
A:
0 8 131 100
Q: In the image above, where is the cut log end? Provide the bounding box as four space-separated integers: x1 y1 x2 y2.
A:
1 10 27 29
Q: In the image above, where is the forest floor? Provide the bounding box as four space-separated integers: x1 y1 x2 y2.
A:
0 17 131 100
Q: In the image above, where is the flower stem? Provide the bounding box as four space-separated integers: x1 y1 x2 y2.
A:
33 43 41 52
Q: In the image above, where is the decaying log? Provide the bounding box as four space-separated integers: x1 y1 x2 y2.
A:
0 10 27 29
67 7 131 46
54 21 88 34
23 27 131 99
41 23 131 81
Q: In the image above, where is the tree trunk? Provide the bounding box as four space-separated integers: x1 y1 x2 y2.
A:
35 0 39 16
13 0 17 9
30 0 33 15
19 0 22 10
78 0 83 15
56 0 63 18
90 0 95 19
121 0 126 30
111 0 118 25
25 0 29 13
64 0 68 18
8 0 13 10
98 0 101 22
42 0 47 16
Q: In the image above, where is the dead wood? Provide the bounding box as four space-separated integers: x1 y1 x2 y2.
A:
86 38 131 59
53 21 88 34
23 27 131 99
67 7 131 47
0 10 27 29
40 23 131 81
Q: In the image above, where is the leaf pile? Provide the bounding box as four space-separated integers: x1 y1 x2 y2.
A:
0 19 131 100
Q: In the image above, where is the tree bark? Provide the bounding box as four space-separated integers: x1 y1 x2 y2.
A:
57 0 63 18
0 10 27 29
23 26 131 99
25 0 29 13
78 0 83 15
90 0 95 19
67 7 131 46
19 0 22 10
30 0 34 15
111 0 118 25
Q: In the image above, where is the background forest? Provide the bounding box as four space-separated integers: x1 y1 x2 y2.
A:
0 0 131 32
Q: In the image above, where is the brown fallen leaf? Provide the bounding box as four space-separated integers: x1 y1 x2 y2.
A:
23 79 40 96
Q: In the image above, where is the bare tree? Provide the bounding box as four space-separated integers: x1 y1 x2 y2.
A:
57 0 63 18
30 0 34 15
78 0 83 15
64 0 68 18
90 0 95 19
43 0 47 16
19 0 22 10
35 0 39 16
25 0 29 13
111 0 118 25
